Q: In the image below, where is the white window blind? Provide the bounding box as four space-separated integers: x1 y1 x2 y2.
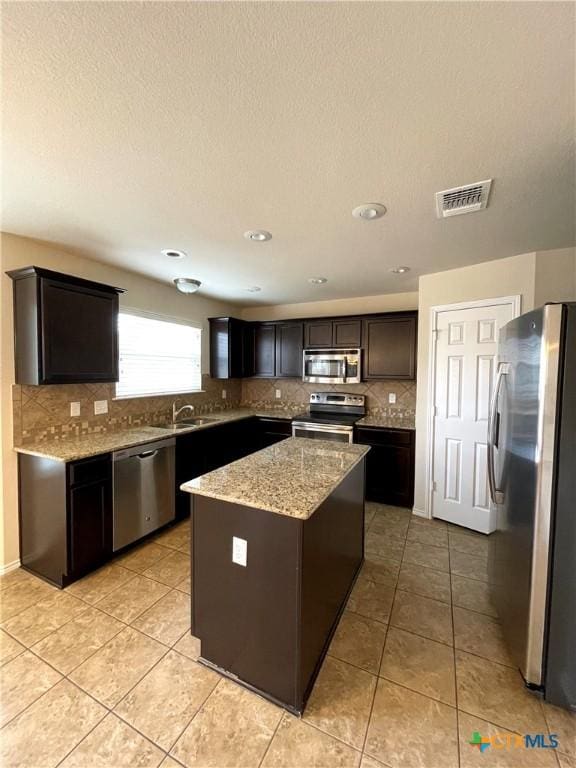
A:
116 312 202 398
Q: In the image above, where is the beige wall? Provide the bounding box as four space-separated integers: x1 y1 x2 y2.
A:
240 291 418 321
534 247 576 306
413 247 576 515
0 232 240 570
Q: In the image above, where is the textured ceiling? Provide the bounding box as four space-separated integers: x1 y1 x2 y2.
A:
2 1 575 305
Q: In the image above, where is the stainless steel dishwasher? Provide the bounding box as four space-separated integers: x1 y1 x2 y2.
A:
112 437 176 551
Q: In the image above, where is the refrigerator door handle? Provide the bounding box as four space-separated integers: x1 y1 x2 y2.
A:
488 362 510 504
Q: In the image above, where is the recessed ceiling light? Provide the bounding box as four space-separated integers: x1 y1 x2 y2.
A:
244 230 272 242
244 286 262 292
308 277 328 284
352 203 386 220
174 278 201 294
161 248 186 259
389 266 410 274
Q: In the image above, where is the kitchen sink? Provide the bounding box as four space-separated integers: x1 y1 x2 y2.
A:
159 417 219 430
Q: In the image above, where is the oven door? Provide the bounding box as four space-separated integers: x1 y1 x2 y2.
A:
291 422 354 443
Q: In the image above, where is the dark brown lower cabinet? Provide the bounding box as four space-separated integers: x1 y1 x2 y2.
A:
175 419 255 519
253 417 292 449
18 416 295 587
355 426 415 508
175 430 214 520
191 461 365 713
19 453 113 587
175 417 291 518
68 476 112 577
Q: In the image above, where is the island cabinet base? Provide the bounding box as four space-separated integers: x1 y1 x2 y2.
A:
191 460 365 714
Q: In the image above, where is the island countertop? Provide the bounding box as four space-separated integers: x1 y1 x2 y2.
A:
180 436 370 520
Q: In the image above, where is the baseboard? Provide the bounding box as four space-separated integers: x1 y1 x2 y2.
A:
0 558 21 576
411 507 430 519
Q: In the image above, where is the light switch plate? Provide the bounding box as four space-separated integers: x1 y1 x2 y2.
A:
275 389 281 399
388 393 397 404
232 536 247 567
70 402 81 417
222 389 227 399
94 399 108 415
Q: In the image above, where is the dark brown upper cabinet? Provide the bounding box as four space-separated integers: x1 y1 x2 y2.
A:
209 312 416 381
246 321 304 378
362 313 417 380
7 266 124 385
275 322 303 378
304 318 361 348
333 318 362 347
304 320 333 348
209 317 252 379
252 323 277 377
210 319 303 380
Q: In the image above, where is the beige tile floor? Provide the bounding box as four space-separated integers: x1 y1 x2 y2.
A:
1 504 574 767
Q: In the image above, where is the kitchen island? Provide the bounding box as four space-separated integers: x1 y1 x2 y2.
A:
180 437 369 714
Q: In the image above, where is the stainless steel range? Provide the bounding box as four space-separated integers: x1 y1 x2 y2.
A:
292 392 366 443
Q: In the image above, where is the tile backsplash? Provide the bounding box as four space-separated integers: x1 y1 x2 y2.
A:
12 375 415 446
13 375 241 445
240 377 416 421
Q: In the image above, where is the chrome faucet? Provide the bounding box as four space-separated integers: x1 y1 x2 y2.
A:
172 402 195 423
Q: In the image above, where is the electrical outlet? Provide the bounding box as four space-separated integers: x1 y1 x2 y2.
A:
221 389 227 399
275 389 282 399
94 399 108 415
232 536 247 567
70 402 81 417
388 393 397 404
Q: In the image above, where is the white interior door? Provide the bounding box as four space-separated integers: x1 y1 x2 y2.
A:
431 301 516 533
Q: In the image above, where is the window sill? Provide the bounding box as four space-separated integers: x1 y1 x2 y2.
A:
113 390 206 401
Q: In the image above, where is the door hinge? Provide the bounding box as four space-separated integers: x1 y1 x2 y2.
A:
432 481 437 492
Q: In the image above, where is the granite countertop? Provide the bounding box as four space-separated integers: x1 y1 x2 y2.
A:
355 414 415 430
13 407 301 463
181 437 370 520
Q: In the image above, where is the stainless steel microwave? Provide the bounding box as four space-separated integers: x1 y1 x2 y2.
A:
302 349 361 384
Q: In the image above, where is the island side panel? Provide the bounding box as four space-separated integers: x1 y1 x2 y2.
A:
192 495 301 710
298 459 365 707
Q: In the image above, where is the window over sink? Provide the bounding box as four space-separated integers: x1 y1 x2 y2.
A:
115 310 202 398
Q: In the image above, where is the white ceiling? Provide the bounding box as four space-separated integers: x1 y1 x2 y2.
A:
2 2 575 306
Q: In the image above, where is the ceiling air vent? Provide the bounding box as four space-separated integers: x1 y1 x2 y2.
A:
435 179 492 218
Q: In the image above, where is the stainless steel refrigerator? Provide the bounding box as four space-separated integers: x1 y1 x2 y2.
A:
488 302 575 710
